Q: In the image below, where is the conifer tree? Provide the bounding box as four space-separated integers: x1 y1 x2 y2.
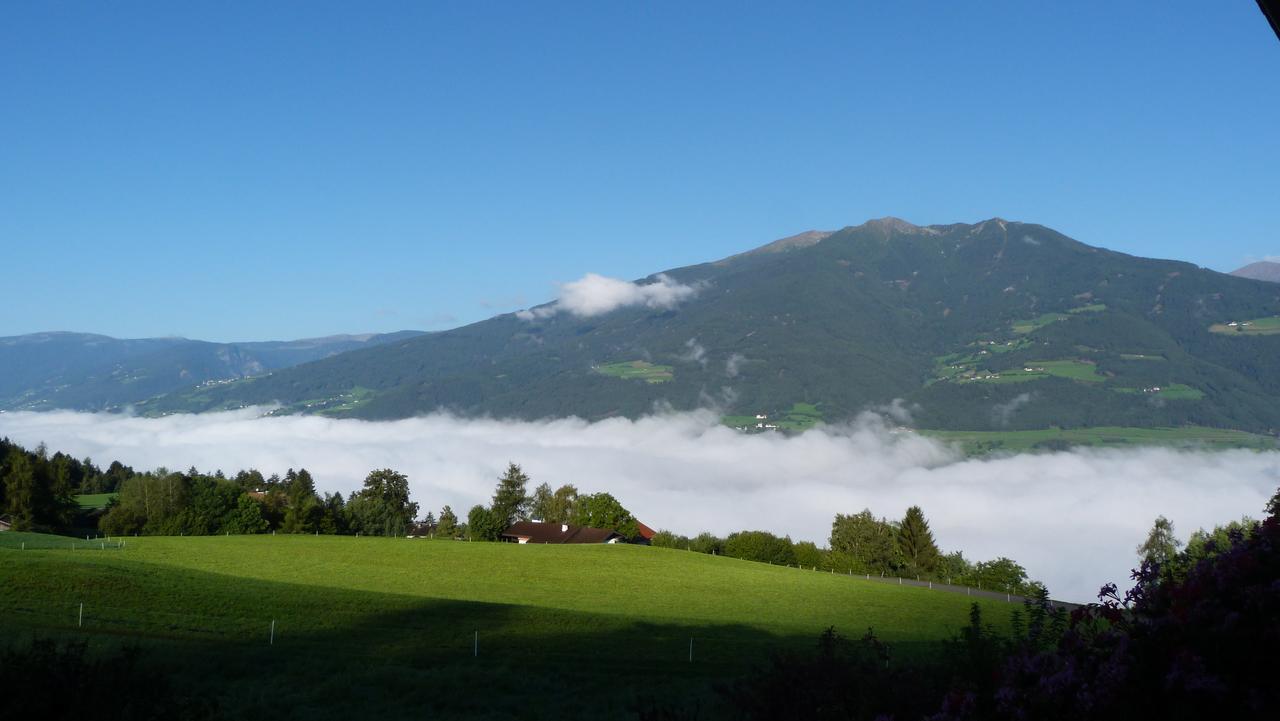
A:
490 463 530 527
897 506 940 573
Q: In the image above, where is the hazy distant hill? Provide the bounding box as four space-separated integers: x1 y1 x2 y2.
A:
0 331 423 411
1231 261 1280 283
138 218 1280 434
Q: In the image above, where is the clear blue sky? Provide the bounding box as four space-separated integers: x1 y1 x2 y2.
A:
3 2 1277 341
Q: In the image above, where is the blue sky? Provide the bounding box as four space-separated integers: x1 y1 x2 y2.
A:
3 2 1277 341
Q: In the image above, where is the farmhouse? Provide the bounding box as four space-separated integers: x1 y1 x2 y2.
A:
500 520 625 544
0 514 12 532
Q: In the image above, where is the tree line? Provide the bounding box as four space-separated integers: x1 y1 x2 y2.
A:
649 505 1038 595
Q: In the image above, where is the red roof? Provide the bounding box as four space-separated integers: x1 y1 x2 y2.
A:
501 521 625 544
635 521 656 540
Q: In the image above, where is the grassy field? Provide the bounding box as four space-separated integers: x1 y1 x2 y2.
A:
0 532 1003 718
1209 316 1280 336
1068 303 1107 314
74 493 117 510
923 425 1278 455
595 359 674 383
960 359 1105 384
1011 312 1068 334
1112 383 1205 401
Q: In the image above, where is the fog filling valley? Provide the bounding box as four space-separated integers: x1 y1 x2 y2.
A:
2 408 1276 603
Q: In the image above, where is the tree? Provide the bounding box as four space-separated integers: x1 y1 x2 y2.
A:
792 540 825 569
1137 515 1182 575
897 506 940 573
422 510 437 528
320 492 347 534
689 531 723 555
960 557 1030 594
548 484 579 524
3 453 40 530
467 505 504 541
436 505 459 539
282 468 322 534
490 463 530 527
569 492 638 538
723 530 796 565
224 494 268 534
528 482 555 521
650 530 688 549
346 468 419 536
830 510 900 574
1266 486 1280 517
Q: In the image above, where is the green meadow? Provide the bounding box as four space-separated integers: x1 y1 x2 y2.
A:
0 532 1007 719
924 425 1278 455
1209 316 1280 336
595 359 674 383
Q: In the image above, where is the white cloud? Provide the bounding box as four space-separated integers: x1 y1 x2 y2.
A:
679 338 707 367
992 393 1033 426
517 273 702 320
0 409 1275 604
725 353 747 377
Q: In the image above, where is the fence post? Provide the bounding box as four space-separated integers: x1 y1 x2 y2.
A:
474 631 478 658
688 637 693 663
79 602 83 628
270 620 275 645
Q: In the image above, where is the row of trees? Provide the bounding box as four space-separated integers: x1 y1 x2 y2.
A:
651 505 1038 595
463 463 643 541
98 466 420 538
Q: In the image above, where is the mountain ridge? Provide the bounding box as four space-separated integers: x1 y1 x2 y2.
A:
0 330 425 412
1231 261 1280 283
128 218 1280 436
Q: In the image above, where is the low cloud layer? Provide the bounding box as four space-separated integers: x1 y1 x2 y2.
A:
1 409 1275 603
517 273 701 320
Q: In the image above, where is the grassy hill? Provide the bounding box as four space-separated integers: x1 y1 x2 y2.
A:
0 532 1016 719
140 218 1280 437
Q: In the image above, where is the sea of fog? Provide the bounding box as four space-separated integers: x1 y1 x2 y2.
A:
2 408 1276 603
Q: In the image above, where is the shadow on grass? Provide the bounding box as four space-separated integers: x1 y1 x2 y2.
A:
0 556 957 721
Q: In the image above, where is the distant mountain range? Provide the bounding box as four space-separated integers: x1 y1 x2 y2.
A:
1231 261 1280 284
0 331 423 412
126 218 1280 435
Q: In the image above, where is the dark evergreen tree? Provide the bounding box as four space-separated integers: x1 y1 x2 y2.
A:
897 505 941 573
490 462 530 527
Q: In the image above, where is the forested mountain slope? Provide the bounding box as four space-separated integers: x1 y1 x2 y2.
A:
144 218 1280 433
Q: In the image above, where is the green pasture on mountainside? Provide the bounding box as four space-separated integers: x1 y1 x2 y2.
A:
1209 316 1280 336
1 532 1013 719
924 425 1278 455
595 359 674 383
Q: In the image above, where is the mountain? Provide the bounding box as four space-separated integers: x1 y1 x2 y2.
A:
1231 261 1280 283
138 218 1280 434
0 331 424 412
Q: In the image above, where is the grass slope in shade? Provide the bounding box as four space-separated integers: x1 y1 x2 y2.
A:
0 534 1012 719
924 425 1278 455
